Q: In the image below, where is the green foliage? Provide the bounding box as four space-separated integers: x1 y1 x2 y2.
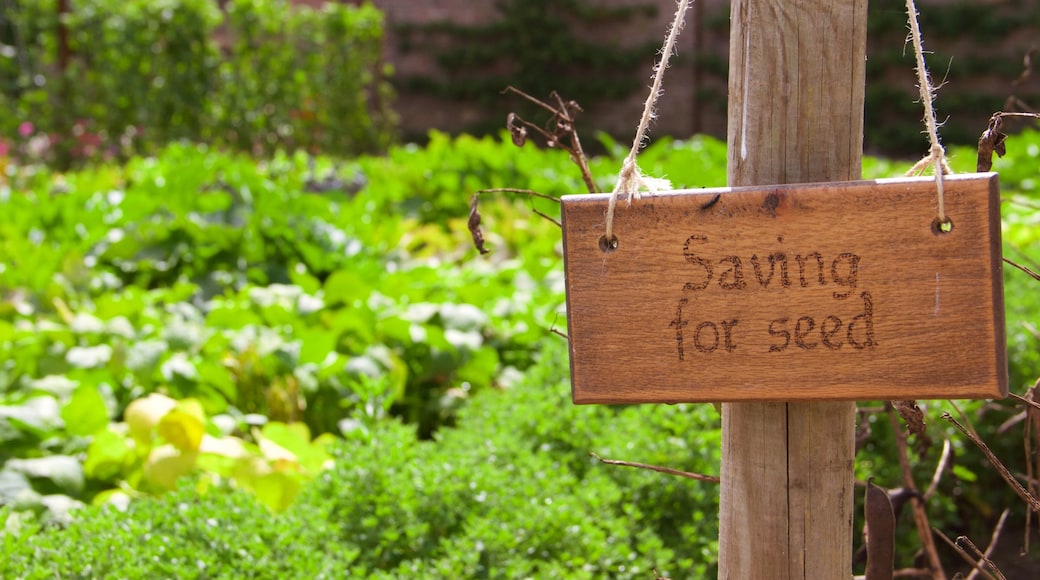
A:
1 347 722 578
0 128 1038 575
0 0 394 166
0 482 355 577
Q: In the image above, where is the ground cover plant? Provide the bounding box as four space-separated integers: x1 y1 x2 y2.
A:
0 127 1038 576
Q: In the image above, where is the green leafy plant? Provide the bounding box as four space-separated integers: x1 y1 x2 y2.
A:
0 0 394 167
0 128 1038 576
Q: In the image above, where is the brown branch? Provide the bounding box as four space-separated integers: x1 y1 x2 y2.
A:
887 408 946 579
1004 257 1040 283
1012 47 1035 86
965 508 1011 580
467 188 562 255
942 412 1040 512
1011 392 1040 412
947 400 979 439
924 438 952 501
1025 379 1040 554
550 91 596 194
957 535 1007 580
933 528 996 580
996 411 1026 436
1024 322 1040 344
502 86 597 194
977 111 1040 172
589 452 721 483
477 187 561 203
893 570 937 578
549 313 569 341
531 208 562 229
503 85 561 117
1007 241 1040 273
468 194 489 255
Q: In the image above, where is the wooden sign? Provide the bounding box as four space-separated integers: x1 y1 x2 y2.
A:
562 173 1007 404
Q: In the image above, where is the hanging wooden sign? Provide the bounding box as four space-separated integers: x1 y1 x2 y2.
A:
562 173 1007 404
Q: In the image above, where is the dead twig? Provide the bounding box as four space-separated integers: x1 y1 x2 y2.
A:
942 412 1040 512
887 408 946 579
957 535 1007 580
468 194 489 255
932 528 997 580
965 508 1011 580
1010 392 1040 413
1024 379 1040 553
503 86 597 194
1007 242 1040 273
856 570 936 580
977 111 1040 172
1012 47 1035 86
467 188 562 254
865 478 896 580
924 438 952 501
549 313 569 341
893 569 937 578
1004 257 1040 283
589 452 721 483
946 400 979 440
892 400 932 458
1024 322 1040 344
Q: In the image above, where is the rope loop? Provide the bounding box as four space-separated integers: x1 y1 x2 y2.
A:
904 0 950 225
603 0 691 243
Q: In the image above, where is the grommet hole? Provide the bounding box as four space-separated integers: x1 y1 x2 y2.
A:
931 217 953 235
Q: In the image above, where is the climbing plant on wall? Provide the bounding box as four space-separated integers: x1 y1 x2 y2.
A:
395 0 660 134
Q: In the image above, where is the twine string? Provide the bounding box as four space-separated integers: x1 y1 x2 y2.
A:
604 0 691 243
904 0 951 225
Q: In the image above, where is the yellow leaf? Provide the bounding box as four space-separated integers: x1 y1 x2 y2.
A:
257 437 297 464
158 409 205 453
144 445 198 490
124 394 177 445
198 435 249 459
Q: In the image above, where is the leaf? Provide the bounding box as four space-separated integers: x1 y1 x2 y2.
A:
261 422 331 473
5 456 85 495
323 269 372 306
198 434 249 459
144 445 199 490
157 400 206 453
952 463 978 482
251 471 303 513
0 397 64 436
468 194 489 255
507 112 527 147
864 478 895 580
62 385 110 436
125 393 178 445
84 428 133 481
0 469 34 505
65 345 113 369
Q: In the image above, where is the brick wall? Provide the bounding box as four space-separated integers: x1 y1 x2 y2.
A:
297 1 1040 153
371 0 731 142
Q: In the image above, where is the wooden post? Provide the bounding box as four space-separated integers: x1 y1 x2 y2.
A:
719 1 867 578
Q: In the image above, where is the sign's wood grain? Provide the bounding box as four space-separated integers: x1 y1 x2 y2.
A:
562 173 1006 404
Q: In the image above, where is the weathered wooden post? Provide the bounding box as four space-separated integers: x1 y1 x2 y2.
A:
718 1 866 577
